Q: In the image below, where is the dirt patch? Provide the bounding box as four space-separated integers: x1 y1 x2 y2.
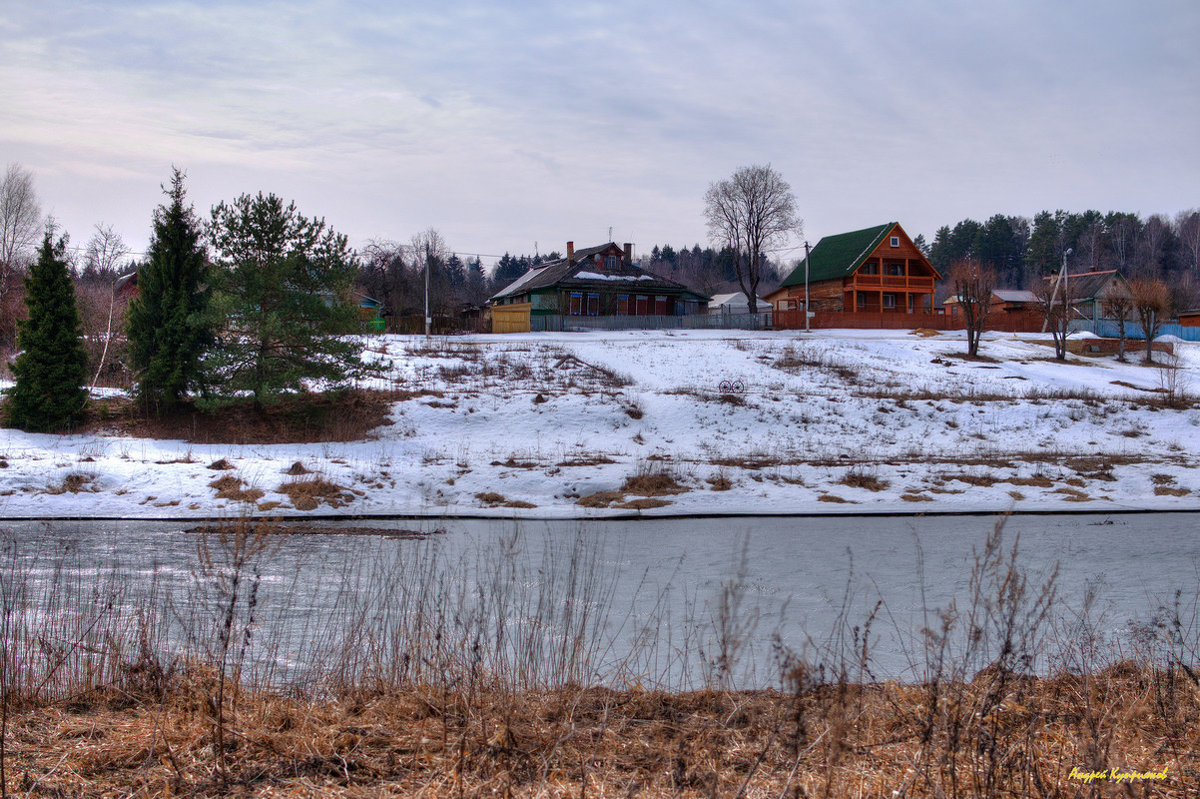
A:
278 478 356 511
81 388 426 445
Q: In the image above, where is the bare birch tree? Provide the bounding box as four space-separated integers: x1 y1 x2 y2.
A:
704 165 800 316
1103 293 1134 362
0 163 42 301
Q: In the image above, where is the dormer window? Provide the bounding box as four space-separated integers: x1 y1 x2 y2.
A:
604 255 619 270
889 236 900 248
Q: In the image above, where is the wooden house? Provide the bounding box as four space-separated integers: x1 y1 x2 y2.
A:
1179 309 1200 328
490 241 709 320
765 223 940 315
1040 270 1132 324
944 289 1038 318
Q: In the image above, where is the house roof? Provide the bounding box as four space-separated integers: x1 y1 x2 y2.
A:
1041 270 1129 300
709 292 772 310
778 223 897 287
992 289 1038 303
490 242 697 301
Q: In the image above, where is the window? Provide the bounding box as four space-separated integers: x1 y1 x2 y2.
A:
856 293 866 309
786 299 798 310
587 293 599 316
861 262 878 275
654 296 667 315
616 294 629 315
569 292 582 315
635 295 648 315
886 263 904 276
882 294 896 309
890 236 900 248
604 255 619 270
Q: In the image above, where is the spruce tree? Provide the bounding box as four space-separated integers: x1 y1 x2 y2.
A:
126 168 210 412
4 230 88 431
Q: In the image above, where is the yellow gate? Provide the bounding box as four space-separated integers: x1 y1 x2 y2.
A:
490 302 531 334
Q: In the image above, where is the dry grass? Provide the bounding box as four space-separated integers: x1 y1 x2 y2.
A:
207 475 265 504
206 458 234 471
817 493 851 503
1154 486 1190 497
1 667 1193 798
475 491 507 505
839 468 890 492
621 471 687 496
81 388 424 444
707 475 733 491
575 491 626 508
616 497 672 509
901 492 933 502
278 477 356 510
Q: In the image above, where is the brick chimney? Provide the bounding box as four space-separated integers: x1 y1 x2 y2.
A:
623 242 632 267
566 241 574 263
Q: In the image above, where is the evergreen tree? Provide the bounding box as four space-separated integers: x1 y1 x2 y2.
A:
203 192 363 408
126 168 210 413
4 230 88 431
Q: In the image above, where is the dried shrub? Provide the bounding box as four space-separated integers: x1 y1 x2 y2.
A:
707 475 733 491
285 461 311 475
47 472 97 494
207 458 235 471
621 471 687 496
475 492 507 505
208 475 265 503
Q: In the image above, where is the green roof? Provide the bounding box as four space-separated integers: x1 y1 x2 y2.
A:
779 223 895 287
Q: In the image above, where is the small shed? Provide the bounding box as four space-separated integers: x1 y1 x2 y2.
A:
707 292 773 315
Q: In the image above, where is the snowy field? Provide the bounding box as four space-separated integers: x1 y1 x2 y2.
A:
1 328 1198 519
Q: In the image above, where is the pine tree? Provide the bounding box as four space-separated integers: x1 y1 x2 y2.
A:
4 230 88 431
203 192 363 408
126 168 210 413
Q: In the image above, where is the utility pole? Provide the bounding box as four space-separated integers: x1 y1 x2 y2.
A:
1042 247 1072 333
803 240 811 333
424 241 431 337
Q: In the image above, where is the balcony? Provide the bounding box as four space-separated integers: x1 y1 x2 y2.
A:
849 274 934 291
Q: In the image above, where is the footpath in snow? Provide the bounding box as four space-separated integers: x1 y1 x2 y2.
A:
1 329 1197 519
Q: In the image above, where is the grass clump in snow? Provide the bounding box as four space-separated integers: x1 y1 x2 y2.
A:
47 471 98 494
208 475 265 504
838 467 890 492
477 492 540 508
278 477 356 510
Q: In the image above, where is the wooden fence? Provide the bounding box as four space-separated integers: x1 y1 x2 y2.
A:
773 309 1044 333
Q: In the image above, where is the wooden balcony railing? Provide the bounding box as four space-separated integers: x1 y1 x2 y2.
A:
849 275 935 291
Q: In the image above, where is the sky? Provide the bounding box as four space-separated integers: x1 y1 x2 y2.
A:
2 0 1198 270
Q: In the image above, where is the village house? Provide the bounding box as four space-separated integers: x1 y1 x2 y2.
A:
489 242 709 330
943 289 1039 318
1040 269 1132 325
765 223 940 315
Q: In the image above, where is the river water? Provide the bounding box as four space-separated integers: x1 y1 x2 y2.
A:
4 513 1197 688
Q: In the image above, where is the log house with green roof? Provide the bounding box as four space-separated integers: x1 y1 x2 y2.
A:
766 223 940 315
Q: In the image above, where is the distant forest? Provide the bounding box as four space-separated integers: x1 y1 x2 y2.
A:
925 210 1200 309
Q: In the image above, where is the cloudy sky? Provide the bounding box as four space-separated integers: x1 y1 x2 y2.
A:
2 0 1198 268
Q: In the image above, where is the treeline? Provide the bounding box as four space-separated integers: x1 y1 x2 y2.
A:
929 210 1200 308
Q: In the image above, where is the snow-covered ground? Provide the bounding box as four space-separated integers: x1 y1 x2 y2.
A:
2 328 1198 518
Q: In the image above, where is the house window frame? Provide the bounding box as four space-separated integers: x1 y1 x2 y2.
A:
603 255 619 270
886 262 904 276
635 295 648 315
587 292 600 316
890 236 900 248
882 293 896 310
654 295 668 315
569 292 583 315
616 294 629 315
860 262 879 275
856 293 866 309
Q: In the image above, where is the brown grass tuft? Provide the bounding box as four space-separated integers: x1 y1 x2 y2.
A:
839 469 890 492
206 458 235 471
285 461 311 475
1154 486 1190 497
621 472 687 496
278 478 355 510
617 498 673 509
207 475 265 503
575 491 625 508
47 472 97 494
475 492 507 505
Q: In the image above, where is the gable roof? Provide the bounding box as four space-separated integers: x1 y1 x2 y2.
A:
778 223 895 287
1041 270 1129 300
490 242 694 301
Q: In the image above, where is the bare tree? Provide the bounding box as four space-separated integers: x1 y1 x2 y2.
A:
1129 277 1170 364
0 163 42 303
81 223 130 281
1103 293 1134 362
1176 209 1200 279
950 259 994 357
1033 275 1079 361
704 164 800 316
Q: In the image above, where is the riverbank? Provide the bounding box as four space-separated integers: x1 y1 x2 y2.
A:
1 329 1197 519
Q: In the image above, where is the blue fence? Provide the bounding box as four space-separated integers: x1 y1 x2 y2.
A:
1093 320 1200 342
